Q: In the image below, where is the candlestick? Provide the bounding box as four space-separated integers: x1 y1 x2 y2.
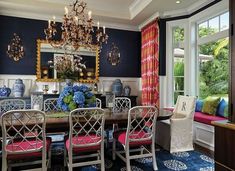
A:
74 16 78 25
88 11 92 20
53 16 56 24
64 6 68 16
8 45 10 50
103 26 105 34
97 21 100 30
48 20 51 28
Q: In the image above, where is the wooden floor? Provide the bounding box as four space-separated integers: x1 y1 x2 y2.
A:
194 143 214 158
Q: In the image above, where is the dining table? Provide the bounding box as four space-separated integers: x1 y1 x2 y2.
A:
45 108 173 133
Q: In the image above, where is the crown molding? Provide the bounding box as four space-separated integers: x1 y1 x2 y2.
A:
161 0 217 18
0 9 139 32
138 12 159 30
186 0 215 13
129 0 152 19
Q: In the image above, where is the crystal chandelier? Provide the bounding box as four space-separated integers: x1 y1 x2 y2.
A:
44 0 108 50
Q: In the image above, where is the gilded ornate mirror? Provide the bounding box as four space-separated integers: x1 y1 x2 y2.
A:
36 39 99 83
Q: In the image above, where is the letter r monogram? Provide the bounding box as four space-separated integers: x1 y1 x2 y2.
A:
181 102 186 111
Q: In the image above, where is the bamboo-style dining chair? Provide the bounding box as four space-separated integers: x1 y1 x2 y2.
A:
0 99 26 113
43 98 60 112
65 108 105 171
1 109 52 171
112 106 158 171
112 97 131 113
96 98 102 108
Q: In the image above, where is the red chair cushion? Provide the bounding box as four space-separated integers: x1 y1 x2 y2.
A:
194 112 226 125
118 130 152 147
7 138 52 160
66 135 101 153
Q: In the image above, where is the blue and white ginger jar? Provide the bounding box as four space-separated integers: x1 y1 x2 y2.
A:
13 79 25 97
123 85 131 96
112 79 123 96
0 86 11 97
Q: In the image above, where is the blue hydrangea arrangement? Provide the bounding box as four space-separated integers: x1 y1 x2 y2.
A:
57 85 96 111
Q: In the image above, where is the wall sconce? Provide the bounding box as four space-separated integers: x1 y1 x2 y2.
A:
107 43 120 66
6 33 24 61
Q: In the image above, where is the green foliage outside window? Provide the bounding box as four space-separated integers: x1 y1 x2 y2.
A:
173 27 229 101
198 27 229 99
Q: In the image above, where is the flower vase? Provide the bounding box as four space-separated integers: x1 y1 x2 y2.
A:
65 79 73 86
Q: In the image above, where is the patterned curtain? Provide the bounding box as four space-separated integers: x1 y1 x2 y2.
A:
141 20 159 107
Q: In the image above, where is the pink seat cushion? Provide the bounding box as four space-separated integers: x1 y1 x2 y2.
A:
194 112 226 125
118 130 152 147
66 135 101 153
7 138 52 160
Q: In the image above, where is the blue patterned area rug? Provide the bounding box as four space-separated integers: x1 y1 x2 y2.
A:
51 142 214 171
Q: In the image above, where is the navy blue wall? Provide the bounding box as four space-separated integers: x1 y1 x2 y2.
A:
0 15 141 77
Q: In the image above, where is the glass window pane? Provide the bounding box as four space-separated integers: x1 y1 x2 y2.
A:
198 38 229 99
174 77 184 91
209 16 219 33
198 21 208 38
173 27 184 48
220 12 229 31
174 92 184 104
173 26 185 105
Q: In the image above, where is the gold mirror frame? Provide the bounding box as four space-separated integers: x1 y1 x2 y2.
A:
36 39 100 83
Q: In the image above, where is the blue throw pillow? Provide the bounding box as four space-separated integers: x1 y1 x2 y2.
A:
216 99 228 117
195 100 204 112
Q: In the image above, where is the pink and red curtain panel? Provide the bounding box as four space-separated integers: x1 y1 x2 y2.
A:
141 20 159 107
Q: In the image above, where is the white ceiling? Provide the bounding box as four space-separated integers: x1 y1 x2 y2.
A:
0 0 216 30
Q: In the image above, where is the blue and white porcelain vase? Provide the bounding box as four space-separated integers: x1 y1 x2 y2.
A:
0 86 11 97
112 79 123 96
123 85 131 96
13 79 25 97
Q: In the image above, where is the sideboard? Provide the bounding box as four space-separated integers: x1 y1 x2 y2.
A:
212 120 235 171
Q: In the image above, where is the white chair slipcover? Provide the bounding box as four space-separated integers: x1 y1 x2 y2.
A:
155 95 196 153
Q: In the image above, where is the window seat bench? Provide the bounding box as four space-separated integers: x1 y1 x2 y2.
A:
193 111 227 151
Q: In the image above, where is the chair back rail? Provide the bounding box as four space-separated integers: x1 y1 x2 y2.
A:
69 108 105 149
96 98 102 108
126 106 158 146
0 99 26 113
113 97 131 113
43 98 60 112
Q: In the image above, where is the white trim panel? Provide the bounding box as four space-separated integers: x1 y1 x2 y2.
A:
193 121 214 151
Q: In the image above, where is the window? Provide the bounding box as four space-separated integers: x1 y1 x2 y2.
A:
197 11 229 99
173 26 185 104
198 12 229 38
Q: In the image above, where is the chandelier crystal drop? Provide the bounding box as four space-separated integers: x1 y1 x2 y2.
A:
44 0 108 50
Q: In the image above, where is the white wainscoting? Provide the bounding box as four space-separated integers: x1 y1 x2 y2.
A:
193 121 214 151
0 75 142 105
0 74 36 97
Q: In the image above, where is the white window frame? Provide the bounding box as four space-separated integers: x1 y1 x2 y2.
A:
163 0 229 107
195 12 229 97
165 19 189 107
